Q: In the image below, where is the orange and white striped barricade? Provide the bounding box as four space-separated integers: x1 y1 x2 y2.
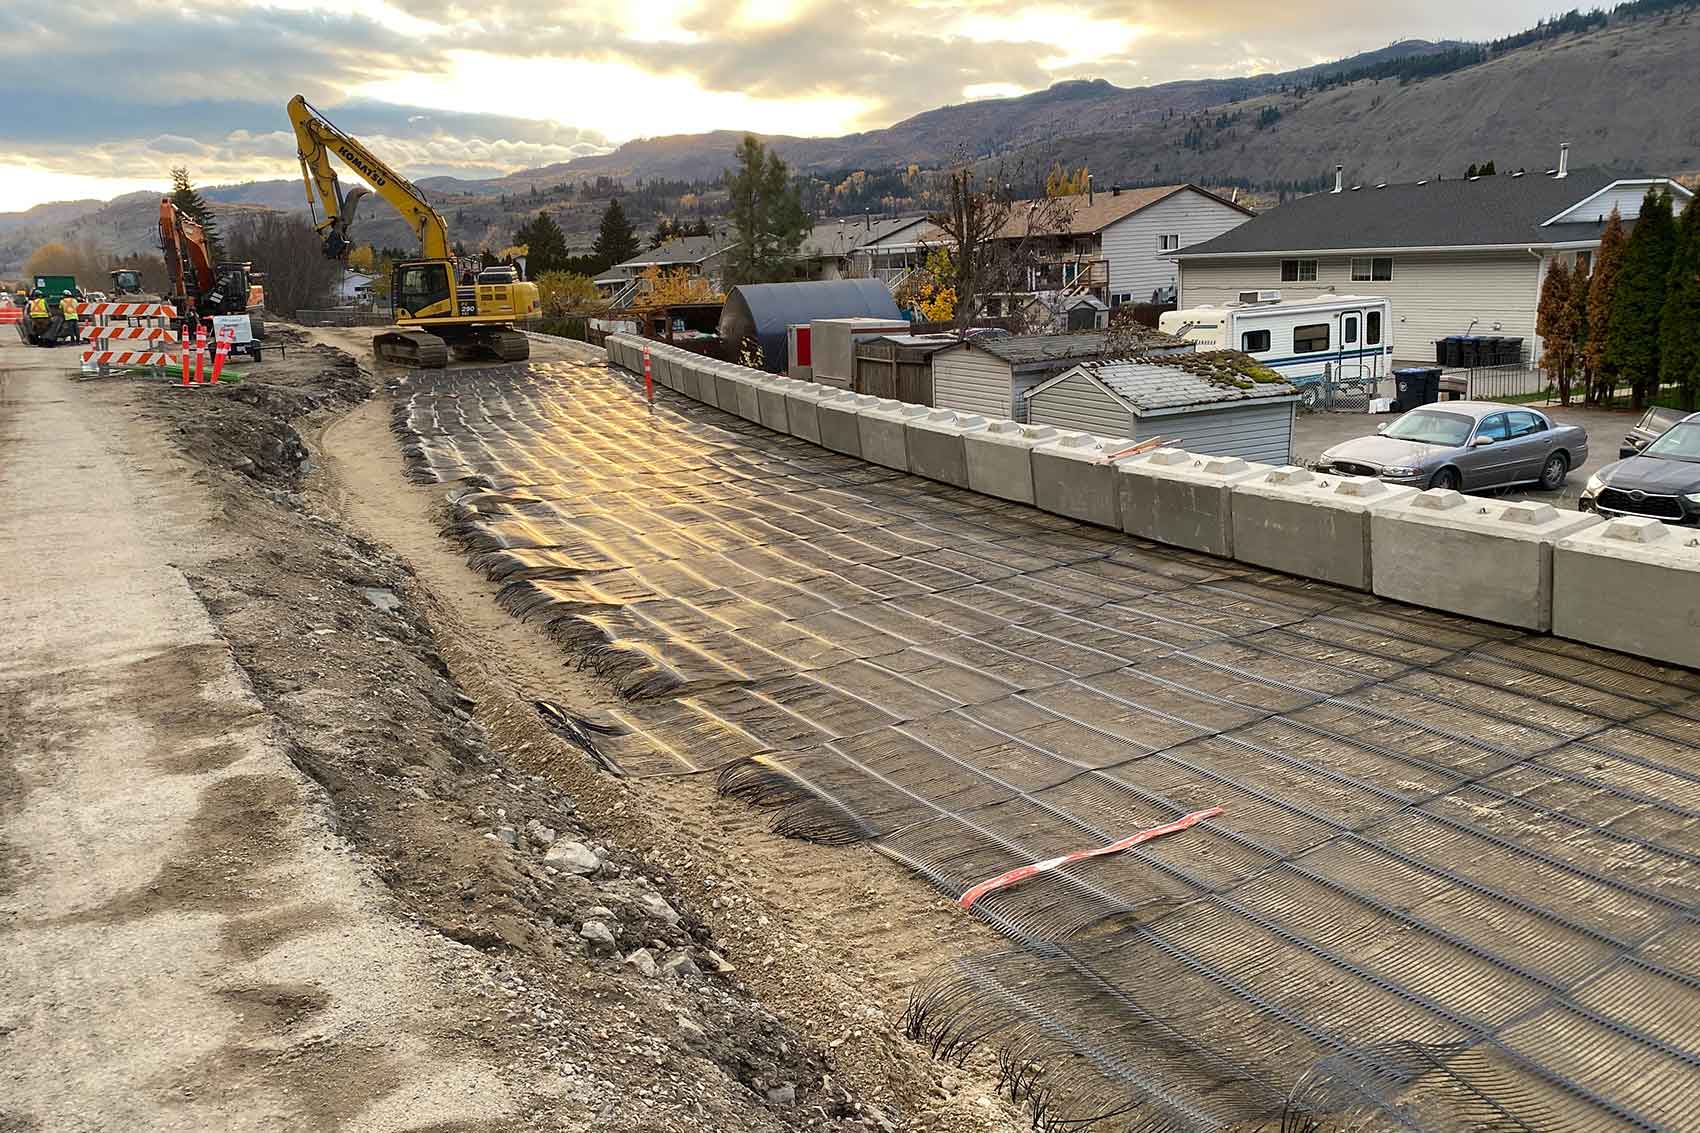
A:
0 302 20 327
193 323 207 384
77 301 178 376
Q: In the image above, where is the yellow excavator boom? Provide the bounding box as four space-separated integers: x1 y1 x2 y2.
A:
287 94 451 262
283 94 537 369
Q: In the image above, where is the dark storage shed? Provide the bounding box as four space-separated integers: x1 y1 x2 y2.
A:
719 279 902 373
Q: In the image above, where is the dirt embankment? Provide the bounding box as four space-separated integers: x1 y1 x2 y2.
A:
133 327 1021 1133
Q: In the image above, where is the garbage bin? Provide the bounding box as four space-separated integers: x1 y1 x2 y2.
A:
1460 336 1481 367
1420 366 1442 405
1393 368 1426 411
1502 337 1524 366
1439 337 1462 367
1435 339 1449 365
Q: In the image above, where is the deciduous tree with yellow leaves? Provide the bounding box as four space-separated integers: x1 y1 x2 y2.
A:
630 265 721 309
1046 164 1090 197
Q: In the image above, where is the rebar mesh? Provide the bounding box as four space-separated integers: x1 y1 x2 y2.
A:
395 361 1700 1132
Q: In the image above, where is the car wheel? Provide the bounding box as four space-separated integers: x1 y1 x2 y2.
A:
1429 466 1462 491
1538 451 1569 491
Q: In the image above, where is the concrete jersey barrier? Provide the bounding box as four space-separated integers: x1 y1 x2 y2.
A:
1371 492 1601 631
600 335 1692 671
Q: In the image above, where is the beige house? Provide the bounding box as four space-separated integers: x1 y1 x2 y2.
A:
1172 159 1693 367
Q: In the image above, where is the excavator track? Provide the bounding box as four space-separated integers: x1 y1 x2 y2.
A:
481 327 531 363
374 329 448 369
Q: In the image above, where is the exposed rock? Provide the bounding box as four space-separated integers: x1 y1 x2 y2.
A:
544 840 599 875
660 951 701 980
525 819 558 847
766 1083 796 1106
579 920 616 952
624 947 658 978
637 893 681 926
674 1016 707 1051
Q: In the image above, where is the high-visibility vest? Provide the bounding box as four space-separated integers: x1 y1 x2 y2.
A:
28 298 47 318
60 297 78 318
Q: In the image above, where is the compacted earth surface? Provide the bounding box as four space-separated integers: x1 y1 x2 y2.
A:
0 327 1024 1132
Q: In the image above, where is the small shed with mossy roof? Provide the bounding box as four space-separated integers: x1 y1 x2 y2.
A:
1022 350 1299 464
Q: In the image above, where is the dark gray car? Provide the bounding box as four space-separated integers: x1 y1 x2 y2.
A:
1318 401 1588 491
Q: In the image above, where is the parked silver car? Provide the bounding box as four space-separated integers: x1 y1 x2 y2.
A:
1317 401 1588 491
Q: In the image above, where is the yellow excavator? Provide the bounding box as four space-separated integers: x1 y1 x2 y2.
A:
287 94 539 367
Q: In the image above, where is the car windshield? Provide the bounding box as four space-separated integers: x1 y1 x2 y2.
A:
1383 410 1475 447
1643 423 1700 461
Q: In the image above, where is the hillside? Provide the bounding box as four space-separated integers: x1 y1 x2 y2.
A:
5 5 1698 275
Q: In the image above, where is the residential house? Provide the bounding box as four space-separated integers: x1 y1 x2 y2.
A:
1170 150 1694 366
595 233 735 304
983 185 1254 322
798 216 934 283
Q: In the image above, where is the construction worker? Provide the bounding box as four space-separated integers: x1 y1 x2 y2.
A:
59 289 81 344
27 290 50 345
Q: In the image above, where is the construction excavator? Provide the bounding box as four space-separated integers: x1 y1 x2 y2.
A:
160 198 266 356
287 94 538 367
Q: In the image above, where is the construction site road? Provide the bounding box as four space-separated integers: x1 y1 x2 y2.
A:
0 343 520 1129
1 327 1026 1133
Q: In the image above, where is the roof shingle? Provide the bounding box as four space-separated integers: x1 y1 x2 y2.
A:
1177 170 1623 256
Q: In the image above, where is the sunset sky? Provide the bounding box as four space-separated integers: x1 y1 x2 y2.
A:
0 0 1564 211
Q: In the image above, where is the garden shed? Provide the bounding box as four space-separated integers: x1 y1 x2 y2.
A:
853 334 957 404
1023 351 1301 465
932 327 1192 423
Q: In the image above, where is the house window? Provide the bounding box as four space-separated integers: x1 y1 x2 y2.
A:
1351 256 1393 281
1281 259 1317 282
1293 323 1330 353
1240 329 1271 353
1367 310 1382 345
1158 234 1180 251
1111 292 1132 307
1574 250 1592 274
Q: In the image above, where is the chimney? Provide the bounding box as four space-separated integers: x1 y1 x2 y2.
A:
1087 173 1094 205
1557 141 1570 179
1332 164 1344 193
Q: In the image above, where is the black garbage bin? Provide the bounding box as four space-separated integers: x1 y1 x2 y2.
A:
1502 337 1524 366
1420 366 1442 405
1393 368 1424 411
1461 336 1481 367
1440 336 1462 367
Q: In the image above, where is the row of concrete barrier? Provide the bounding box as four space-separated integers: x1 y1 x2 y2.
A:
606 335 1699 670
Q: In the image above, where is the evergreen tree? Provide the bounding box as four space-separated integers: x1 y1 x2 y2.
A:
592 199 638 271
1480 160 1496 176
1607 189 1676 409
519 211 569 275
1464 163 1478 178
1569 258 1592 401
1660 194 1700 410
723 135 809 286
1585 209 1627 404
1536 259 1577 404
169 166 223 260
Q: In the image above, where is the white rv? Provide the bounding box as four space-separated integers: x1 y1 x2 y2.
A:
1159 293 1393 405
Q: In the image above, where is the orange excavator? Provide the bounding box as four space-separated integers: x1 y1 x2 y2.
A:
159 198 266 357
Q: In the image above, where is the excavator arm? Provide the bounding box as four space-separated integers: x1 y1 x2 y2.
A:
287 94 450 261
160 198 215 300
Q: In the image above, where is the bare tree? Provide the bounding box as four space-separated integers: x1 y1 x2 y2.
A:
928 158 1074 331
226 214 340 317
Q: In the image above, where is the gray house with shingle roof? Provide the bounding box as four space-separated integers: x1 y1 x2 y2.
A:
1172 162 1692 367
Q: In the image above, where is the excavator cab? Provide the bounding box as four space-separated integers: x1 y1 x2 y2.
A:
392 260 455 321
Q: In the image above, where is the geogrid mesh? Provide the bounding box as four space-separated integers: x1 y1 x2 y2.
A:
396 359 1700 1132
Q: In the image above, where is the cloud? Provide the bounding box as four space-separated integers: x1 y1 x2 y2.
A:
0 0 1563 209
